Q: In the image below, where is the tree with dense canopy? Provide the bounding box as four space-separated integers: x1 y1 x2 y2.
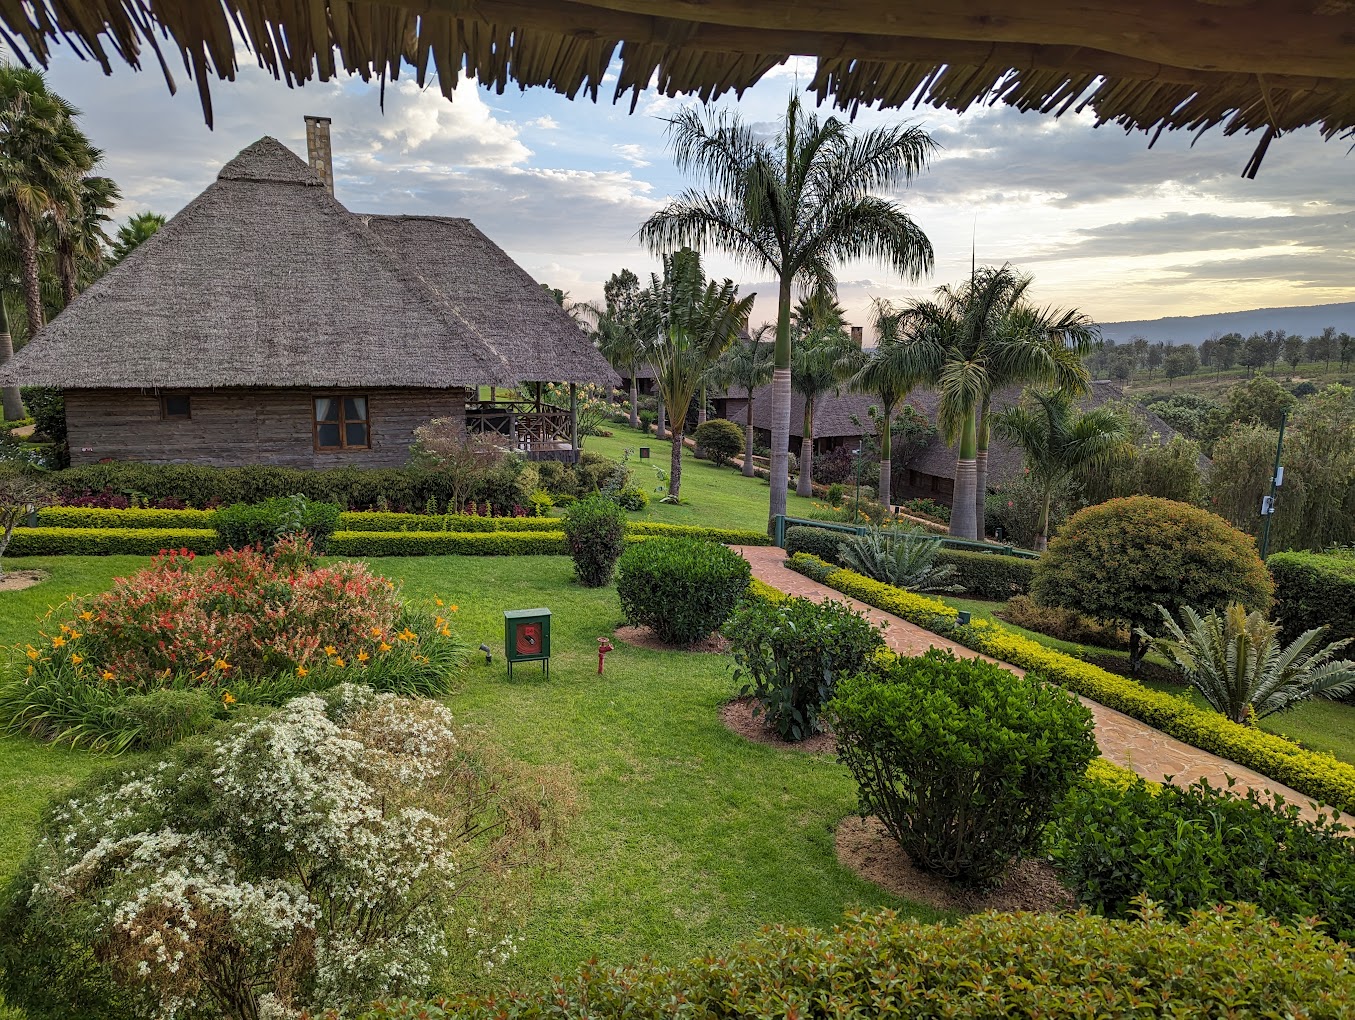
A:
640 94 934 530
593 268 646 429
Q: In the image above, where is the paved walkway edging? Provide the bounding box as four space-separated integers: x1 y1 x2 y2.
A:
734 545 1353 826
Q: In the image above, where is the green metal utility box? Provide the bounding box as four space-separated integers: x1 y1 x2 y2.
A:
504 608 551 679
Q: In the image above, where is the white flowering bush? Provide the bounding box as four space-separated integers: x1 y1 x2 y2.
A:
0 687 570 1020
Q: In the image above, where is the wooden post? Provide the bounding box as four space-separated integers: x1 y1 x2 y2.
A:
569 383 579 459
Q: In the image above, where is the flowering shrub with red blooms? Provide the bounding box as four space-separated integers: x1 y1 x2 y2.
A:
0 536 468 751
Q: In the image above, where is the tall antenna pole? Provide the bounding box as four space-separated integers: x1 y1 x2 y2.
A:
1259 411 1287 559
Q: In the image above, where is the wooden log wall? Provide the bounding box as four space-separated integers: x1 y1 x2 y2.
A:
64 387 468 468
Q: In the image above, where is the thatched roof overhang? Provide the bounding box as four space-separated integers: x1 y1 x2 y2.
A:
2 1 1353 174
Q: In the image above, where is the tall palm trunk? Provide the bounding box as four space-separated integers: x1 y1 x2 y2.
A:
796 396 815 498
57 239 78 308
974 401 990 538
628 369 639 429
949 411 979 540
878 402 894 510
0 297 22 422
1035 489 1052 552
669 421 683 498
767 279 793 531
656 403 667 440
15 207 44 340
742 387 756 477
697 385 707 427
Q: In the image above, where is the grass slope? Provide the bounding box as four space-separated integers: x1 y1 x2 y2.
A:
580 424 822 532
0 552 943 994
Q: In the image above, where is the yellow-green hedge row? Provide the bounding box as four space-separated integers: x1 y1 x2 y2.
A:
6 527 220 557
33 507 216 530
785 553 1355 816
328 530 568 556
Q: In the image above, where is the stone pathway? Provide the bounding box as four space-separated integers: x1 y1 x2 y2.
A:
736 545 1353 825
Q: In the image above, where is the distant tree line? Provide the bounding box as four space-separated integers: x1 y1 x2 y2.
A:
1086 327 1355 386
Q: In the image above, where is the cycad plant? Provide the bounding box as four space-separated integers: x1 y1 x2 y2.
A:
840 525 961 593
1143 603 1355 724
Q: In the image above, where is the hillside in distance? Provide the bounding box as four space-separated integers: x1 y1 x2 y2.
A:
1100 301 1355 345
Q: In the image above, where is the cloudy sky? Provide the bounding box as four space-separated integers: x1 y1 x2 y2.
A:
40 45 1355 339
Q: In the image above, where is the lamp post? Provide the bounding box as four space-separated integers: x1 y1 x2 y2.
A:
852 436 864 516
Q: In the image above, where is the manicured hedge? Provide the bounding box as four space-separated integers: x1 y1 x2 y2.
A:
935 548 1033 599
627 521 772 545
337 511 560 533
327 531 568 557
785 554 1355 817
1269 551 1355 645
5 527 219 557
785 525 848 562
33 507 216 530
359 905 1355 1019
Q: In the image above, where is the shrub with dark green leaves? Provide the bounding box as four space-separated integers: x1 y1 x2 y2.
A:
1269 550 1355 645
725 597 884 741
1047 774 1355 939
784 524 848 563
561 494 626 587
692 418 743 466
934 548 1033 599
827 649 1096 887
1031 496 1274 670
353 904 1355 1020
213 494 342 553
617 538 750 645
616 485 649 511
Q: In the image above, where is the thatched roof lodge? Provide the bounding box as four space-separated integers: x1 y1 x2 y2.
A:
2 131 615 468
3 2 1353 176
714 380 1202 507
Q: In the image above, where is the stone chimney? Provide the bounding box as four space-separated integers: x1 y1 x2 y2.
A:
850 325 864 348
304 115 335 196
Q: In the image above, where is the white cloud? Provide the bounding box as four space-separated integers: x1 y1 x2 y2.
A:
524 115 560 130
613 143 650 167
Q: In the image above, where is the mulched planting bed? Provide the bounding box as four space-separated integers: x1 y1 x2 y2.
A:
719 695 837 754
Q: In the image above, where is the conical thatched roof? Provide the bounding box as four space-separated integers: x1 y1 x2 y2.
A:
1 1 1352 175
3 137 611 390
363 215 616 386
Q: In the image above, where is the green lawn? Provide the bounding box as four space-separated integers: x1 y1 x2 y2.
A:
0 552 944 996
579 423 822 532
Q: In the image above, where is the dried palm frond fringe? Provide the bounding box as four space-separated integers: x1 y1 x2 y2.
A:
1 1 1353 175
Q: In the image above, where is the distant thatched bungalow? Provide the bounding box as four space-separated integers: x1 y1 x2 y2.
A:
1 126 614 468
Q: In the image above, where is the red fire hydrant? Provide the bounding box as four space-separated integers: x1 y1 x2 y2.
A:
597 636 614 674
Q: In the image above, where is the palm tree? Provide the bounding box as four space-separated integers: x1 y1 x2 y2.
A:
1143 603 1355 725
890 265 1097 541
791 294 864 497
642 249 753 499
109 211 166 264
710 326 774 476
640 94 935 531
853 297 923 509
0 68 89 340
991 388 1131 550
51 172 118 306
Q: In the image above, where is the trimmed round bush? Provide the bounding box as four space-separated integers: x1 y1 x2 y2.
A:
616 538 751 645
561 493 626 587
1031 496 1273 668
214 494 341 553
692 418 744 466
827 649 1097 887
616 485 649 511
